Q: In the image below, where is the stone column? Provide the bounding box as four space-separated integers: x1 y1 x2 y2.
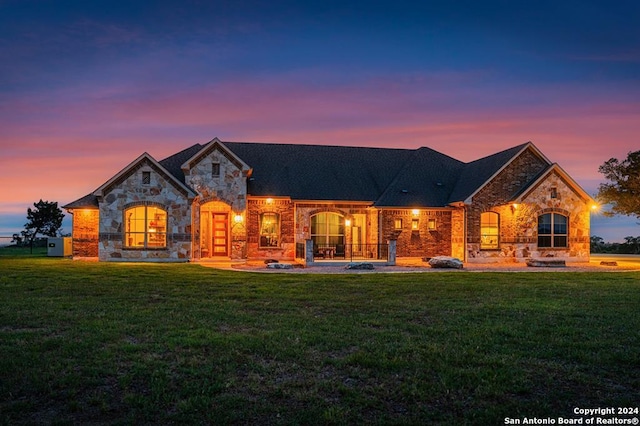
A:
305 239 314 265
387 239 397 265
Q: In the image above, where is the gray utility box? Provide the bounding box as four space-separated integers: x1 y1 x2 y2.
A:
47 237 72 257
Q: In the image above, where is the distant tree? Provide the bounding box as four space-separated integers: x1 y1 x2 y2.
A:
590 235 605 253
622 236 640 254
597 151 640 220
11 233 23 246
22 200 65 253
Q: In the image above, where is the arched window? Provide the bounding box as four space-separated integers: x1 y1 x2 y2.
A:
538 213 568 248
311 212 345 247
480 212 499 249
259 212 280 248
124 205 167 248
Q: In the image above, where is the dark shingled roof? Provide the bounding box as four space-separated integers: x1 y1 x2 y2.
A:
222 142 415 201
62 193 99 209
374 147 464 207
64 140 538 209
447 143 530 203
158 143 205 184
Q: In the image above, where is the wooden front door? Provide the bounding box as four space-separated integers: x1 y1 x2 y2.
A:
212 213 228 256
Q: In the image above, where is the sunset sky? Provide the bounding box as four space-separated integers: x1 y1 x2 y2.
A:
1 0 639 241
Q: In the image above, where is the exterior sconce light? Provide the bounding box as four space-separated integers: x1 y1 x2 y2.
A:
590 204 599 211
266 198 273 204
511 203 519 213
412 209 420 216
234 214 243 223
345 219 351 227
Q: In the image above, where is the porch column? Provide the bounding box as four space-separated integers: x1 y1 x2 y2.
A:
387 239 397 265
305 239 314 265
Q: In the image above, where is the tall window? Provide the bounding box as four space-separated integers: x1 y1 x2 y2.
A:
480 212 499 249
538 213 568 248
125 206 167 248
259 212 280 248
311 212 344 247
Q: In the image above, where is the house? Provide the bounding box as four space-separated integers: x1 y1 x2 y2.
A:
63 138 595 264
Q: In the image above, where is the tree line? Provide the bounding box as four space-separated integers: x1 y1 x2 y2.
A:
590 235 640 254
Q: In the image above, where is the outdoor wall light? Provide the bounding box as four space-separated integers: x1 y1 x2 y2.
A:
345 219 351 227
412 209 420 216
234 214 243 223
266 198 273 204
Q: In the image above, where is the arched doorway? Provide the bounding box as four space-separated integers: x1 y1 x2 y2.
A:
200 201 231 258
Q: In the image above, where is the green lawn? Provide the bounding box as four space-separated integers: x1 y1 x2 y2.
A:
1 255 639 425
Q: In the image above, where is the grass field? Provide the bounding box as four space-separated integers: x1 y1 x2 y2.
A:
1 252 639 425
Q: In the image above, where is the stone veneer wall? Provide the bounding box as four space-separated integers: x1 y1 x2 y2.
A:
98 159 192 261
184 147 249 260
184 148 247 213
71 209 99 257
246 198 295 260
467 164 590 262
466 148 547 262
380 209 453 258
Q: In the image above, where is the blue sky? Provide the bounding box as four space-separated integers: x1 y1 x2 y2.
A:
1 0 639 241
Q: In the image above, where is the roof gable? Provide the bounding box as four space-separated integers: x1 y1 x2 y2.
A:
94 152 196 198
448 142 550 204
180 138 250 175
512 163 595 204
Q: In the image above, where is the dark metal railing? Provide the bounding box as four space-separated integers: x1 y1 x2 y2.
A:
313 243 389 261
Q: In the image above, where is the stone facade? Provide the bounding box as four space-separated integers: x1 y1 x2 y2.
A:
97 158 192 261
66 141 593 264
466 166 591 263
185 144 250 260
184 146 248 213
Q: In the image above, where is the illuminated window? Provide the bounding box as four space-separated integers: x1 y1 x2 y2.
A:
124 205 167 248
394 218 403 230
142 171 151 185
480 212 499 249
428 218 436 230
212 163 220 178
311 212 344 247
411 219 419 230
259 212 280 248
538 213 567 248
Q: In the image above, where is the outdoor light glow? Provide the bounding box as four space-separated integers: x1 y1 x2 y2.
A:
412 209 420 216
234 215 243 223
266 198 273 204
345 219 351 226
